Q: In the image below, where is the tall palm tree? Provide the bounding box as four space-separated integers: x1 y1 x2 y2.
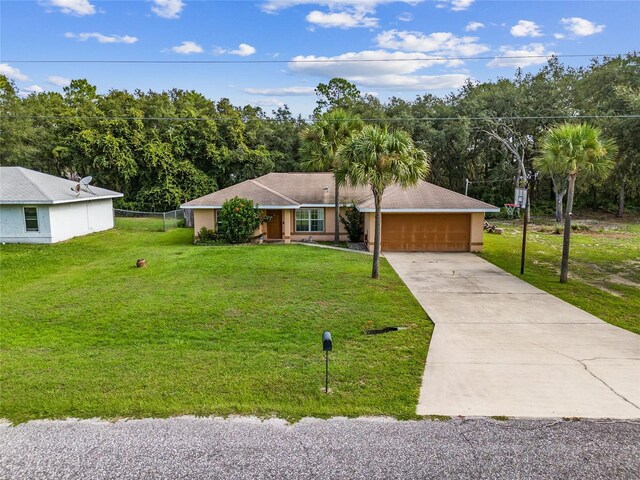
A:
299 109 363 244
337 125 429 279
535 123 616 283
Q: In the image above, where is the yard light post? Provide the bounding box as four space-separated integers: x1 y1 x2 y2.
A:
322 331 333 394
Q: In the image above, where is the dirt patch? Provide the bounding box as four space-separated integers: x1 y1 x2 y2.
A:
582 281 624 297
608 275 640 289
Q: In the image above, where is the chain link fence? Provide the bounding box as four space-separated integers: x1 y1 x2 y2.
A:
114 209 187 231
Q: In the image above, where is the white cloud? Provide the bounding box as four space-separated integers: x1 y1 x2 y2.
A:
376 30 489 57
436 0 474 11
24 85 45 93
170 41 203 54
487 43 555 68
288 50 469 90
251 97 286 108
510 20 543 37
244 86 315 95
232 44 257 56
43 0 95 16
289 50 449 77
151 0 185 19
306 9 378 28
554 33 566 40
17 85 45 98
64 32 138 44
0 64 30 81
47 75 71 86
397 12 413 22
561 17 605 36
261 1 424 13
216 43 257 57
465 21 484 32
350 73 468 90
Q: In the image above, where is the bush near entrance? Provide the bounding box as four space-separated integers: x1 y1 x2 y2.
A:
340 203 364 242
217 197 263 244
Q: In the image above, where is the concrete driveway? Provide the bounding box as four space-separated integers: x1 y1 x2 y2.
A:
384 252 640 419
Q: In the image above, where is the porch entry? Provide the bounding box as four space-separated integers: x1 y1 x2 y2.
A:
266 210 283 239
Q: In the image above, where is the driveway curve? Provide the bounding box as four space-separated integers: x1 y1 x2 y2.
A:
384 252 640 419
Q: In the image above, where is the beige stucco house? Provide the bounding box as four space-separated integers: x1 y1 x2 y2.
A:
181 173 499 252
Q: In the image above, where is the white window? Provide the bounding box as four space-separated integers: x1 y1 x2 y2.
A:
295 208 324 232
24 207 39 232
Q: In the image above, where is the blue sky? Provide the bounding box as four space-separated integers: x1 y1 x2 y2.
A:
1 0 638 115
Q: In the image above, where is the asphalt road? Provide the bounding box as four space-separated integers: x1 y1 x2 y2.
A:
1 416 639 479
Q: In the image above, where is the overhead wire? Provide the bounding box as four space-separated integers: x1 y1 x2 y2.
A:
3 53 628 64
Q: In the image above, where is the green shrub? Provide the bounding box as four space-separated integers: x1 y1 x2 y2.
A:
340 203 364 242
197 227 218 243
217 197 262 244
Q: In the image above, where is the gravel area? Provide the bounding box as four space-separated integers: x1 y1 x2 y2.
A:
1 416 639 479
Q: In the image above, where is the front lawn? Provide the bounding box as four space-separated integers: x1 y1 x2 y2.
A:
0 228 431 424
479 218 640 334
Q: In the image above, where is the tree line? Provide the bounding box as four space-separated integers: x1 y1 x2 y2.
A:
1 52 638 214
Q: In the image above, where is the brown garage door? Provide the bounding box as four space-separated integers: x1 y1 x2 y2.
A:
381 213 471 251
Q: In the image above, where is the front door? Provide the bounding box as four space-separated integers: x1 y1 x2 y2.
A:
267 210 282 239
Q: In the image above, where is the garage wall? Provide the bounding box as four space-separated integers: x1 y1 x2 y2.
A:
364 212 375 251
470 212 485 252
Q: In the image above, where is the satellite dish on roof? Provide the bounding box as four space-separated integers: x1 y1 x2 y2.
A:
70 175 96 196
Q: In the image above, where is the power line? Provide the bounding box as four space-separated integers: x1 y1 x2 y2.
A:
3 53 628 64
3 114 639 122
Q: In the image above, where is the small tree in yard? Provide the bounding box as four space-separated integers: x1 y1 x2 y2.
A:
535 123 616 283
217 197 262 244
340 203 364 242
337 125 429 279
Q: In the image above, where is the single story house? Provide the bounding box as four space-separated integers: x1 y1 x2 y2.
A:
0 167 123 244
182 173 499 252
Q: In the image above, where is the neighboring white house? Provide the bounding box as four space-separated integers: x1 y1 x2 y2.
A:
0 167 123 244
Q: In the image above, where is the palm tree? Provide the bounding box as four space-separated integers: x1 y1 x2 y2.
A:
535 123 616 283
337 125 429 279
299 109 363 244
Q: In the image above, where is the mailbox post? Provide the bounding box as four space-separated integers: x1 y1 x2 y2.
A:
322 331 332 393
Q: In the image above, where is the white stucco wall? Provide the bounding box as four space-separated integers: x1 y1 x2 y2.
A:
49 199 115 243
0 205 53 243
0 199 115 244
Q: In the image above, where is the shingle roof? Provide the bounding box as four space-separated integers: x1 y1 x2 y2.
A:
356 182 499 212
182 172 498 212
0 167 123 205
182 179 300 207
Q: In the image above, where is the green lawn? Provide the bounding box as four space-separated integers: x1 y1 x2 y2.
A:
114 216 184 232
479 219 640 334
0 228 431 424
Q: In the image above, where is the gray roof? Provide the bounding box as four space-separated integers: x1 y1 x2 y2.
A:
0 167 123 205
356 182 499 212
182 172 498 212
